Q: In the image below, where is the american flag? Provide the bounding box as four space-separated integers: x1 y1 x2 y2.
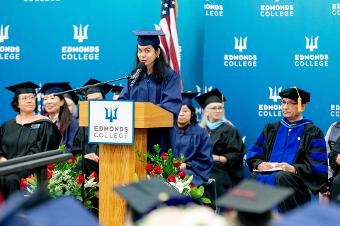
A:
157 0 181 75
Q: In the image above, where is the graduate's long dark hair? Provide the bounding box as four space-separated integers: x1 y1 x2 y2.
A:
135 45 169 83
44 95 72 136
187 105 198 125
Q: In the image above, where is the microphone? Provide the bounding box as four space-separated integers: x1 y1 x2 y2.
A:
130 62 146 87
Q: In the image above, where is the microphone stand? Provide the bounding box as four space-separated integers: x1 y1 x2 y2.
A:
52 75 131 96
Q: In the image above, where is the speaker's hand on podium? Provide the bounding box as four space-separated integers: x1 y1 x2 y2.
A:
84 153 99 163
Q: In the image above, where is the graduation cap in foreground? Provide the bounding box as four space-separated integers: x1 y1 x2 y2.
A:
195 88 225 109
133 30 165 46
114 177 194 221
0 190 98 226
6 81 39 95
181 92 198 106
273 202 340 226
80 78 113 99
217 179 293 226
111 85 124 95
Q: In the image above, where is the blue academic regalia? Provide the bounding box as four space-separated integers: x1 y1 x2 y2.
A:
119 67 182 153
247 117 328 212
173 124 213 186
60 117 79 153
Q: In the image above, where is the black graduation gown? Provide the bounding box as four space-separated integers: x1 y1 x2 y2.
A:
329 136 340 199
205 123 245 200
0 119 61 198
247 119 328 212
72 127 99 176
119 68 182 153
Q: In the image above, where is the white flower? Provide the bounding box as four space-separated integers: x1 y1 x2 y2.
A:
84 177 98 188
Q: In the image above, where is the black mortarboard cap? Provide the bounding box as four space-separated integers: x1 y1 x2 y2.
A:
114 177 188 216
273 202 340 226
133 30 165 46
111 85 124 95
279 87 310 103
217 179 293 214
181 92 198 106
6 81 39 95
195 88 225 109
81 78 113 98
64 91 79 104
39 82 72 96
0 190 98 226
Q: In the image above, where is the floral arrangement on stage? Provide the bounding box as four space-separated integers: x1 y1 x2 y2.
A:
20 148 98 210
136 145 210 204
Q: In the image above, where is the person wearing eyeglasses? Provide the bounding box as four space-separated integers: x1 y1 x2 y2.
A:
246 87 327 212
0 82 61 199
195 89 245 201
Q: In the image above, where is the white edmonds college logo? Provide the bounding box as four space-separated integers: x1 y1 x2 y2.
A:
331 3 340 16
234 37 247 53
258 86 282 117
60 24 100 61
305 36 318 52
73 24 88 43
0 25 9 43
294 35 328 67
268 86 282 102
330 104 340 117
0 24 20 61
204 0 223 17
259 0 294 17
224 36 257 67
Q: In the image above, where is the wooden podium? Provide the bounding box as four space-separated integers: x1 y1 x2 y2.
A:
79 101 173 226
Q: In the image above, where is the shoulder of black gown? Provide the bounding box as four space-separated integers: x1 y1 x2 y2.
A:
36 119 62 150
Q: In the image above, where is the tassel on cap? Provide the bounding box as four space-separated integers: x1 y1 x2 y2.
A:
294 87 303 112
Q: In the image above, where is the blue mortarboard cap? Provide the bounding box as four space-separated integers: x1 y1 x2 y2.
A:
114 177 189 216
0 191 98 226
181 92 198 106
6 81 39 95
39 82 72 96
195 88 226 109
279 87 310 103
273 202 340 226
133 30 165 46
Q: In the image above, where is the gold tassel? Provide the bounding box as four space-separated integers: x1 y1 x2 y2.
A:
221 94 224 107
297 97 302 112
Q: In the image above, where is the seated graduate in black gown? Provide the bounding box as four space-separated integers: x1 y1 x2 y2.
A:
0 82 61 199
195 89 245 200
246 87 328 212
39 82 79 153
119 30 182 153
72 78 114 176
328 136 340 200
173 92 213 186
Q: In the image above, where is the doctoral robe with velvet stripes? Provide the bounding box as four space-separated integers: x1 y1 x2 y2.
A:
246 118 327 212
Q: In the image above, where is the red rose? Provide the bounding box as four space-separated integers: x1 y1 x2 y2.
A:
28 174 34 179
68 156 77 164
161 152 168 160
145 164 154 174
47 171 53 180
173 160 182 168
167 175 176 183
89 171 98 180
76 174 85 184
47 164 54 171
20 178 27 190
153 165 162 175
190 184 195 189
178 170 186 179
